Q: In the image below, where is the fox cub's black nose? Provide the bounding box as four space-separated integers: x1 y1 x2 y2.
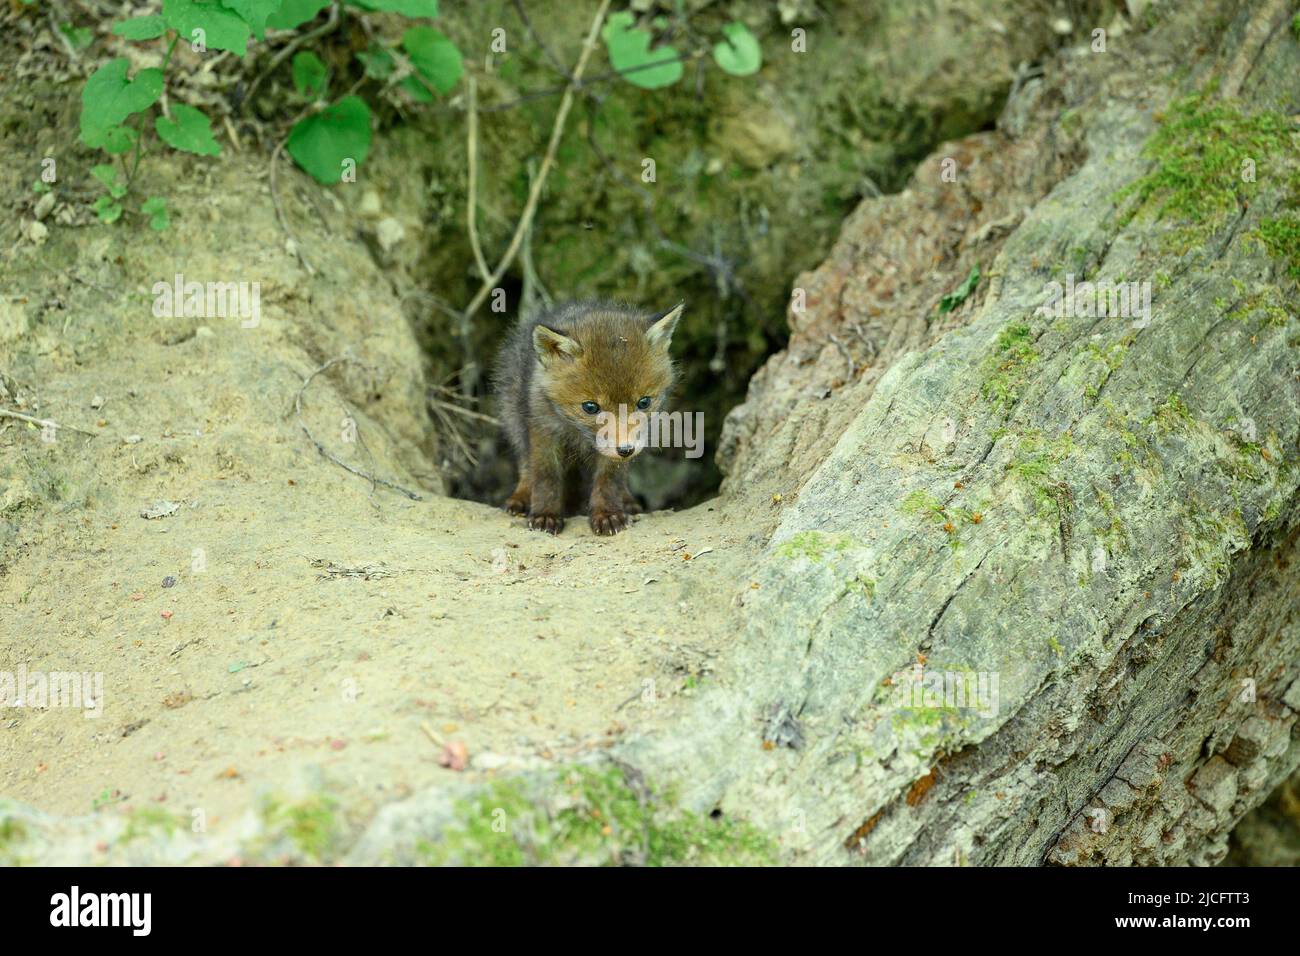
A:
617 444 635 458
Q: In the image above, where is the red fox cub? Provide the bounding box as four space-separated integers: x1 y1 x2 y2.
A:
493 301 684 535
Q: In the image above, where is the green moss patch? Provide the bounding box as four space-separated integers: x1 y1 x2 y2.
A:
1257 214 1300 283
980 323 1040 409
418 766 777 866
775 530 856 561
1117 86 1300 259
260 794 344 863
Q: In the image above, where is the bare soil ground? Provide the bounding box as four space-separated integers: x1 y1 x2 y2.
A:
0 148 770 857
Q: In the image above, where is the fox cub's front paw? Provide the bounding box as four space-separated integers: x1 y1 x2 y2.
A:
527 512 564 535
504 492 529 516
590 508 630 536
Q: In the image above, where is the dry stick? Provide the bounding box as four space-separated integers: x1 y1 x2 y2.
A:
511 0 574 81
459 0 612 327
465 74 491 284
519 167 554 315
269 138 315 275
429 401 478 468
0 408 97 437
474 49 704 115
420 721 445 748
242 2 341 111
428 397 499 426
295 358 423 501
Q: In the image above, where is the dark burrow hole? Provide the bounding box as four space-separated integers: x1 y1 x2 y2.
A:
430 267 788 514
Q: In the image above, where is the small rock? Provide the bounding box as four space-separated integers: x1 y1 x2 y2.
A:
162 576 177 588
25 220 48 245
33 191 55 221
473 752 510 771
140 500 180 519
375 217 406 253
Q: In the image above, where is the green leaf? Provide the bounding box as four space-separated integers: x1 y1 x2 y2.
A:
400 76 433 103
602 11 682 90
266 0 330 30
221 0 283 39
162 0 252 55
80 59 163 149
286 96 371 184
292 50 328 98
402 26 462 95
142 196 171 231
99 125 141 155
60 23 94 50
356 45 394 80
155 104 222 156
93 195 124 224
712 22 761 76
939 264 981 313
348 0 438 17
91 164 119 190
112 15 169 40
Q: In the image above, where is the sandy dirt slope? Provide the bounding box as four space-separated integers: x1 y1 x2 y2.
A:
1 466 755 830
0 150 768 856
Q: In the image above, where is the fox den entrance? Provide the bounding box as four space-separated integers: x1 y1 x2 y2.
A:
426 275 785 518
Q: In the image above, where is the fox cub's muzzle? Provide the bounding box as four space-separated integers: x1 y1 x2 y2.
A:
595 406 648 460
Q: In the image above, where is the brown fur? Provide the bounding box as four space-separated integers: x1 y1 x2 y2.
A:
492 301 682 535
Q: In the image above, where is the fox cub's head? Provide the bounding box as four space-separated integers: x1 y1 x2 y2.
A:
533 303 683 460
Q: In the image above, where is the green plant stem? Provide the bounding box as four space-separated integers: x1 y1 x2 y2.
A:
160 32 179 73
126 33 179 190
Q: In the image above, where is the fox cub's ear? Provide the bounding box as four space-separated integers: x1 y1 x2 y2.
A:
646 302 684 350
533 325 582 367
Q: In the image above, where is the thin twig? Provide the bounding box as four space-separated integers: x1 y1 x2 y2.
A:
223 114 243 151
519 165 554 317
511 0 574 81
428 397 499 426
474 49 706 115
458 0 612 327
0 408 98 437
428 399 478 468
269 138 316 275
242 2 341 111
420 721 445 747
465 74 491 284
295 358 423 500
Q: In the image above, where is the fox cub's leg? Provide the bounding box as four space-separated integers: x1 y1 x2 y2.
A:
504 465 531 516
526 433 565 534
590 459 632 535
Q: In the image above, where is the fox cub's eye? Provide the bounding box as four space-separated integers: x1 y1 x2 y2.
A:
581 401 600 415
636 396 652 410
